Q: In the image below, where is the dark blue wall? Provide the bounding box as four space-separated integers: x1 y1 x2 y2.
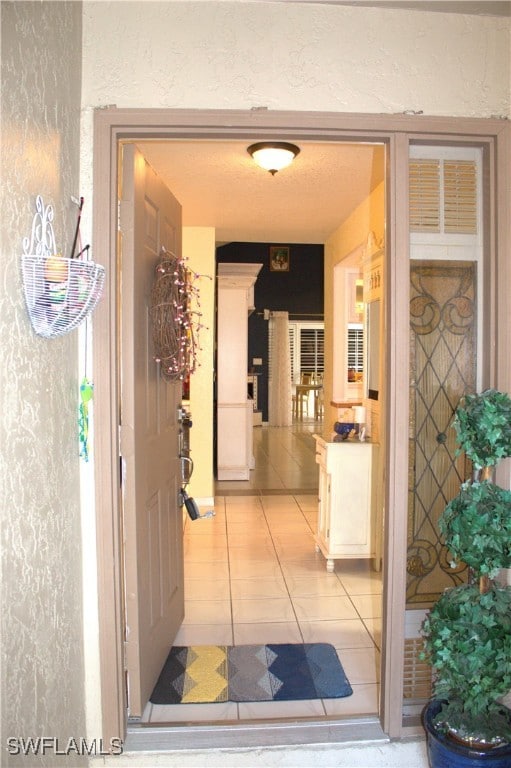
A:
217 242 324 420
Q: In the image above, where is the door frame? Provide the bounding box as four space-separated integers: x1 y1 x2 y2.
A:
91 108 510 746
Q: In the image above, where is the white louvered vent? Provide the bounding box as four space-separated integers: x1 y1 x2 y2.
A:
444 160 477 234
409 157 478 236
403 637 433 702
409 159 440 233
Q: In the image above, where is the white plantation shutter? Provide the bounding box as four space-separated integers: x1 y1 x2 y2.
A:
409 153 478 237
443 160 477 234
299 326 324 375
347 325 363 373
409 159 440 233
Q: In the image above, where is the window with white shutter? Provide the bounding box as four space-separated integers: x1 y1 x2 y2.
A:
347 324 364 374
268 320 324 384
299 326 324 376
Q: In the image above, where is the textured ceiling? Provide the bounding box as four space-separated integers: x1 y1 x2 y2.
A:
136 140 385 244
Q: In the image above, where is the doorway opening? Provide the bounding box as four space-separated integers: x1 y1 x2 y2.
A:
119 135 386 727
92 108 509 748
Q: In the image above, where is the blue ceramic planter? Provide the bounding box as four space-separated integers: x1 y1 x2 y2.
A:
423 701 511 768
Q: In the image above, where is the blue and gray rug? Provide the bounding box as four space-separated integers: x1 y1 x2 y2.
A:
150 643 353 704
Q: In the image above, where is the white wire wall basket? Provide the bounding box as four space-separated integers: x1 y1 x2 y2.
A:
21 196 105 339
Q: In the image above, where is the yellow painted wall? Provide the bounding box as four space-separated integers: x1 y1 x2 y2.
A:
324 180 385 433
183 227 216 503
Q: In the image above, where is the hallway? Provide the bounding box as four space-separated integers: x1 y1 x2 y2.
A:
215 421 320 495
142 424 382 724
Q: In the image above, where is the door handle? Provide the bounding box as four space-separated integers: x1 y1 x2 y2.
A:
180 454 194 483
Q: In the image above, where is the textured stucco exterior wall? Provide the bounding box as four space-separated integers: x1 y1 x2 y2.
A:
78 2 510 251
1 2 87 765
81 1 510 116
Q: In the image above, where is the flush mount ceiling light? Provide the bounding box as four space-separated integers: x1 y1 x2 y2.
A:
247 142 300 175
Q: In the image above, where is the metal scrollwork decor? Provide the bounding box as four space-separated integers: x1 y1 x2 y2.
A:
21 195 105 339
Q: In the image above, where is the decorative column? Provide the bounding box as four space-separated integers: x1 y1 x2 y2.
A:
216 263 262 480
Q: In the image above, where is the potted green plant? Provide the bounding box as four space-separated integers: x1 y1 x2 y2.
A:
421 389 511 767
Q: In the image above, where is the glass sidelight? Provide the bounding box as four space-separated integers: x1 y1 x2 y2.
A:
406 146 482 608
407 261 477 605
401 145 483 716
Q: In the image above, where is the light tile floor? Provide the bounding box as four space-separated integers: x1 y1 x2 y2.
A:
143 491 382 725
215 420 320 494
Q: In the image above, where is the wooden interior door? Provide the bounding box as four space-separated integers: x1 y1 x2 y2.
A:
120 144 184 717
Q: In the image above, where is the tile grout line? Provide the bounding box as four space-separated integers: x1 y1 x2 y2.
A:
263 496 306 645
152 423 381 722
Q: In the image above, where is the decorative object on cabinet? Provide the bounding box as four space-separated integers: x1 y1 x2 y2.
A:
314 435 381 572
269 246 290 272
353 405 367 441
333 421 357 440
21 195 105 339
150 247 209 382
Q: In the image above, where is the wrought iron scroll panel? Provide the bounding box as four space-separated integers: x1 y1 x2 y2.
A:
407 261 476 607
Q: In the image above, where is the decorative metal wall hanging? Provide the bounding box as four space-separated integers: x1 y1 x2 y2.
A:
21 195 105 338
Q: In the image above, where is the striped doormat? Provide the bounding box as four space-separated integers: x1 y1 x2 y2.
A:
150 643 353 704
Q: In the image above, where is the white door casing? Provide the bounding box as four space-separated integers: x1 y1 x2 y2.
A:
91 109 510 745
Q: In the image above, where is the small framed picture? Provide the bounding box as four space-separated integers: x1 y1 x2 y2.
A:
269 246 290 272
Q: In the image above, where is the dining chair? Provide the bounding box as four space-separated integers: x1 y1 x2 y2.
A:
314 385 324 420
293 372 312 418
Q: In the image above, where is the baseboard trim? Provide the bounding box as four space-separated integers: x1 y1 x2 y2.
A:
194 497 215 506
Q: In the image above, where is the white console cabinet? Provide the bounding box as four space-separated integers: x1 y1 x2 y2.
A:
313 435 380 572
